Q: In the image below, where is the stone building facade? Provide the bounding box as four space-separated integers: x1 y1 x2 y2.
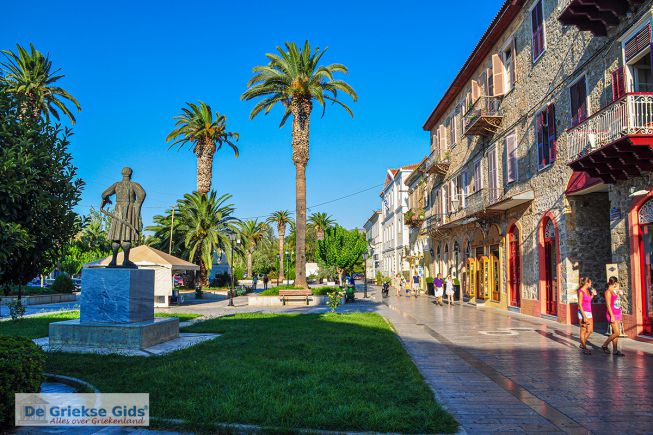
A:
363 210 382 279
415 0 653 338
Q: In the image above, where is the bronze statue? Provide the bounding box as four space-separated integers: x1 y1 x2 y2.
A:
101 167 146 268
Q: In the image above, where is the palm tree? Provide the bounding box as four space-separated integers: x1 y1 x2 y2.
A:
166 102 239 194
266 210 294 280
242 41 357 288
239 219 269 279
0 43 81 124
144 207 186 258
308 212 334 241
176 191 238 286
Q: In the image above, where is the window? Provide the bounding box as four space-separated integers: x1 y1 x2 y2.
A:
536 104 557 169
473 160 482 192
487 64 494 97
456 171 468 208
612 66 627 101
570 76 587 127
503 40 516 92
506 132 518 183
442 186 448 216
450 179 457 211
488 146 498 202
531 0 545 61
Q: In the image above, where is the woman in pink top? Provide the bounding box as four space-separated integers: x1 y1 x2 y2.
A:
601 276 625 357
577 277 596 355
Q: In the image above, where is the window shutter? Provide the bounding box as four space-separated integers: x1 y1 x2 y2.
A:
492 54 505 96
612 67 626 101
537 112 545 168
472 80 481 102
547 104 557 163
506 134 517 183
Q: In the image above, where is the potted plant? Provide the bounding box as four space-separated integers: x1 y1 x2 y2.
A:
426 277 434 296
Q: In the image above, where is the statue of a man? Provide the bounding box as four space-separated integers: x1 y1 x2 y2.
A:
101 167 146 268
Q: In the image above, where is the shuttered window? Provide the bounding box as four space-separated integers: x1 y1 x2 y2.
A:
570 76 587 127
625 23 652 63
488 146 498 202
473 160 482 192
506 133 518 183
612 67 627 101
536 104 557 169
531 1 545 61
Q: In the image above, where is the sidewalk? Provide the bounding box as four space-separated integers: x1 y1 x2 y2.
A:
372 289 653 434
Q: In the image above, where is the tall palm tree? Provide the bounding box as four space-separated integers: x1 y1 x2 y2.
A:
0 43 81 124
144 207 186 258
175 191 238 286
239 219 269 279
308 212 335 241
266 210 294 280
166 102 239 194
242 41 357 288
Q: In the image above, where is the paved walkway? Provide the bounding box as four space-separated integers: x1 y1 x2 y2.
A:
374 290 653 434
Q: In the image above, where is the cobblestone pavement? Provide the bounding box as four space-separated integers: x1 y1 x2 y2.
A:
375 290 653 434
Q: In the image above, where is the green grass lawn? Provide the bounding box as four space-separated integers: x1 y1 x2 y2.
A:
44 313 457 433
0 311 202 339
259 285 335 296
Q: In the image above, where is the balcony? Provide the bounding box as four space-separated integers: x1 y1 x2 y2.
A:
404 208 425 228
425 150 450 177
566 93 653 184
558 0 643 36
463 96 503 137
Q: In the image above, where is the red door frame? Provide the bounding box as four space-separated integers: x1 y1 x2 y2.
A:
538 213 561 318
628 190 653 337
508 225 521 307
638 226 653 335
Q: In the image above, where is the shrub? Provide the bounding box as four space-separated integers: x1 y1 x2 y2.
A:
0 336 45 427
326 289 343 312
426 277 434 284
7 299 26 320
50 274 74 294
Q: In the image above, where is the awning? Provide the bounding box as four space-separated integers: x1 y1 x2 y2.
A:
486 190 534 211
439 216 478 230
565 171 606 196
84 245 199 271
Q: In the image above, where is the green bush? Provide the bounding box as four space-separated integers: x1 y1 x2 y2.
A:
426 277 434 284
0 336 45 427
50 274 75 294
326 289 343 312
7 299 26 320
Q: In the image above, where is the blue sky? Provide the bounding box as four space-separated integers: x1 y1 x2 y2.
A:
1 0 503 230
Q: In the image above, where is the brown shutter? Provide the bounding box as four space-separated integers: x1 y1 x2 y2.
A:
612 67 626 101
492 54 505 96
471 80 481 102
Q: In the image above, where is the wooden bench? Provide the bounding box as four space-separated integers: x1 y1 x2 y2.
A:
279 289 312 306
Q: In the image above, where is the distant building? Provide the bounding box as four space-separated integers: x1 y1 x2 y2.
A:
363 210 381 279
209 251 231 281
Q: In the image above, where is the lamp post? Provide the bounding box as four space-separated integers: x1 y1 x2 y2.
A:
363 252 369 298
228 232 239 307
276 254 281 287
285 251 290 287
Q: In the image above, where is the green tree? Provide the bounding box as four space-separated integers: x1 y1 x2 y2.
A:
0 87 83 295
308 211 334 241
175 191 238 287
316 225 367 285
266 210 293 280
166 102 239 194
144 207 185 258
0 43 81 124
242 41 357 289
238 220 269 279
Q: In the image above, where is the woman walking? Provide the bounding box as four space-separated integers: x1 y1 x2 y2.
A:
601 276 625 357
394 273 403 297
577 276 596 355
445 275 455 305
433 273 444 306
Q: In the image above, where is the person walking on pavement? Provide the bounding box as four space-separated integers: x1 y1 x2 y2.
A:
577 276 596 355
252 274 258 291
412 273 420 297
445 274 455 305
602 276 625 357
263 274 269 290
433 273 444 306
394 273 403 297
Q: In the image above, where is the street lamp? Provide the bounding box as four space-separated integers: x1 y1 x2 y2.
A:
228 232 239 307
363 252 369 298
285 251 290 287
276 253 281 287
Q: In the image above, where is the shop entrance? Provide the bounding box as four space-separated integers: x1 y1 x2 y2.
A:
508 225 521 307
638 198 653 335
543 218 558 316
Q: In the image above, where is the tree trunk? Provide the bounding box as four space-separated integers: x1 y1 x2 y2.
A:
196 140 216 194
278 223 286 281
291 98 311 289
199 260 208 287
247 251 253 280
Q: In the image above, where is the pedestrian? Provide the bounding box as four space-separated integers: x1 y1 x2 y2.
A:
252 274 258 291
602 276 625 357
577 276 596 355
263 274 269 290
433 273 444 306
394 273 403 297
412 273 420 297
445 274 454 305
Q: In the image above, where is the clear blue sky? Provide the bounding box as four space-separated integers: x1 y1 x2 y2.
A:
1 0 503 230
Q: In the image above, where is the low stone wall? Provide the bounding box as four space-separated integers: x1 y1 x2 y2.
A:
1 293 77 306
247 295 329 307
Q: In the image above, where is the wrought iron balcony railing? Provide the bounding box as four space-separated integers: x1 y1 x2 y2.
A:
463 96 503 136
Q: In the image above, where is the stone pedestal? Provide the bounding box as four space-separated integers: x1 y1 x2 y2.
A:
49 268 179 352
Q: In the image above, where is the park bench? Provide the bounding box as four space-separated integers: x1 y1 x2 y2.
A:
279 289 312 306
